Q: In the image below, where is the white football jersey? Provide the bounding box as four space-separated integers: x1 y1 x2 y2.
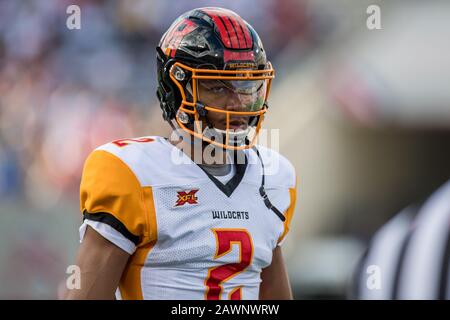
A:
79 136 296 300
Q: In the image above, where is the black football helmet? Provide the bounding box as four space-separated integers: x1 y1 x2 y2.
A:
156 7 274 150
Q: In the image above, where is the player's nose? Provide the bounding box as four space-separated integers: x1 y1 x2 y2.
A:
224 92 246 112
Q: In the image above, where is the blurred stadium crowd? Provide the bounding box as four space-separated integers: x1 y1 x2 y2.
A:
0 0 310 204
1 0 449 299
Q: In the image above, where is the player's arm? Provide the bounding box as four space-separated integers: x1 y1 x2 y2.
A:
65 226 130 300
67 149 153 299
259 246 293 300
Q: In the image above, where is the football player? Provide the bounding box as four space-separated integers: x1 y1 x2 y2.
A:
66 7 297 300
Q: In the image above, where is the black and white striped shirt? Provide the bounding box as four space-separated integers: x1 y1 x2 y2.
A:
353 180 450 299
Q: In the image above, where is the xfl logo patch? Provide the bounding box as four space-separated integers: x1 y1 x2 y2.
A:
175 189 199 207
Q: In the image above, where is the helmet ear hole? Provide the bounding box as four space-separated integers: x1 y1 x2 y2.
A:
157 55 185 121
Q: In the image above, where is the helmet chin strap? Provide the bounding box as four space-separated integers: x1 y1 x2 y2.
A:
252 146 286 222
168 119 197 146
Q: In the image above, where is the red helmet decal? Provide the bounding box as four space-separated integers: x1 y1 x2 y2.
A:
202 8 252 50
161 18 198 57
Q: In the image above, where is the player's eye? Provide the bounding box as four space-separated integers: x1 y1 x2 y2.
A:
199 81 228 95
210 86 227 94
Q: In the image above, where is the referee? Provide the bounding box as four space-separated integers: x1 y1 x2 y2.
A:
353 180 450 299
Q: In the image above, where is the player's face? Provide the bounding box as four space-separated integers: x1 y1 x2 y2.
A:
196 78 266 131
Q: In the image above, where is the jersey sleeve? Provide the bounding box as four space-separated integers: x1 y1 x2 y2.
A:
79 219 137 254
79 149 152 249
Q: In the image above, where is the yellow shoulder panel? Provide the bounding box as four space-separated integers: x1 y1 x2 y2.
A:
80 150 155 244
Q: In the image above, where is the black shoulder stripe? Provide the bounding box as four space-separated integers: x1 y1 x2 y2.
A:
83 211 140 246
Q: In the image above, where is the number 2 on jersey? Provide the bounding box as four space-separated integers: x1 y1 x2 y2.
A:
205 229 253 300
112 137 154 147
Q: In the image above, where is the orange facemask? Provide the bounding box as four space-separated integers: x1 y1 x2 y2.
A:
169 61 275 150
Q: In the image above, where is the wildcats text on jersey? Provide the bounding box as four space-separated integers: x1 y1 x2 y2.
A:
212 210 250 220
